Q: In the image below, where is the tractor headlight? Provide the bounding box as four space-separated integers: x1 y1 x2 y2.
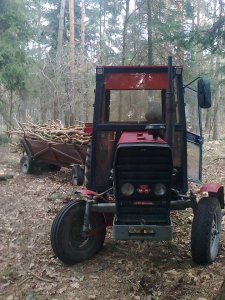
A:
121 183 135 196
154 184 166 196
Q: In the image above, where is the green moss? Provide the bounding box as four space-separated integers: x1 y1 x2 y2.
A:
0 134 11 145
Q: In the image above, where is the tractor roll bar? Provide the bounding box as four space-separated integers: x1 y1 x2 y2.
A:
165 56 175 147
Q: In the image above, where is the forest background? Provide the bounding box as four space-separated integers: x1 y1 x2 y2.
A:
0 0 225 139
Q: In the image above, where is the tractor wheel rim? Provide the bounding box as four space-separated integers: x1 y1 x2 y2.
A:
210 213 219 258
22 161 29 173
70 218 91 248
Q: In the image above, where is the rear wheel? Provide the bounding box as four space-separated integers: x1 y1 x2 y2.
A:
72 165 84 186
20 155 34 174
51 200 106 264
191 197 222 265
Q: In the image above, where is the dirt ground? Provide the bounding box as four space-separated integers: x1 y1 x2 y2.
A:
0 141 225 300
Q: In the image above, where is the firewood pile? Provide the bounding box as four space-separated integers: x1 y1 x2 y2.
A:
9 120 91 146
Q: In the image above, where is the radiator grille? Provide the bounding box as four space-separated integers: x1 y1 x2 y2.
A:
114 144 173 224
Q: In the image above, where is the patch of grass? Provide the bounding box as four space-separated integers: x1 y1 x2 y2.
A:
3 159 16 166
0 134 11 145
48 192 64 201
26 293 37 300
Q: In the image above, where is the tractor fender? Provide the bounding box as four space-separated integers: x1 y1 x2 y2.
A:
77 188 114 226
199 183 224 208
77 188 98 197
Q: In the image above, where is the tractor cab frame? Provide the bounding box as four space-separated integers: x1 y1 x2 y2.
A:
51 57 224 266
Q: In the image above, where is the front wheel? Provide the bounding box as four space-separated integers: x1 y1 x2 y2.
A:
191 197 222 265
51 200 106 264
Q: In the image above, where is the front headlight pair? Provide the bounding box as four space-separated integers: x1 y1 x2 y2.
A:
121 183 166 197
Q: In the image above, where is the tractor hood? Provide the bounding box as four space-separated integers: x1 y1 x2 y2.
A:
118 131 167 145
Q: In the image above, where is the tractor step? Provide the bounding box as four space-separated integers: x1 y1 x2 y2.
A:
112 222 173 241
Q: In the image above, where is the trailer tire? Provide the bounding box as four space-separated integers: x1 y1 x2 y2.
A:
20 155 34 174
191 197 222 265
72 165 84 186
84 140 92 188
51 200 106 265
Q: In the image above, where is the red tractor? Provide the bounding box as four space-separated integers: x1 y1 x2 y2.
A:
51 57 224 265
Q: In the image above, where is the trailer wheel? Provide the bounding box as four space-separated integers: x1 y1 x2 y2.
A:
51 200 106 264
48 164 61 172
84 140 92 188
20 155 33 174
72 165 84 186
191 197 222 265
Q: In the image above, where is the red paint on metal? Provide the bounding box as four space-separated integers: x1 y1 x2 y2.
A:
118 131 166 145
77 189 98 196
105 73 168 90
137 185 151 194
84 123 93 134
199 183 222 193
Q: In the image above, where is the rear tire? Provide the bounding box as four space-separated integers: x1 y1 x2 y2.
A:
72 165 84 186
51 200 106 264
191 197 222 265
20 155 34 174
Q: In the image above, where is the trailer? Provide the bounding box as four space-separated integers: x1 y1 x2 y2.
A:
19 136 88 185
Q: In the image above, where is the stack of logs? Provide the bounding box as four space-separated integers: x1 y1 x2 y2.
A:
9 120 91 146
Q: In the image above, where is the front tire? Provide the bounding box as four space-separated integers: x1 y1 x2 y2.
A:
51 200 106 264
191 197 222 265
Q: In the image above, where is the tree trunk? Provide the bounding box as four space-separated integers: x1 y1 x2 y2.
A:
55 0 66 121
37 3 47 123
69 0 76 122
69 0 75 56
81 0 86 51
212 94 220 140
147 0 153 65
99 0 103 63
40 98 47 123
212 46 221 140
122 0 130 65
57 0 66 54
9 89 13 130
204 108 210 130
175 0 185 62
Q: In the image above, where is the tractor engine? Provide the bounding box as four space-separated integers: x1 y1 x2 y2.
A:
112 131 173 240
